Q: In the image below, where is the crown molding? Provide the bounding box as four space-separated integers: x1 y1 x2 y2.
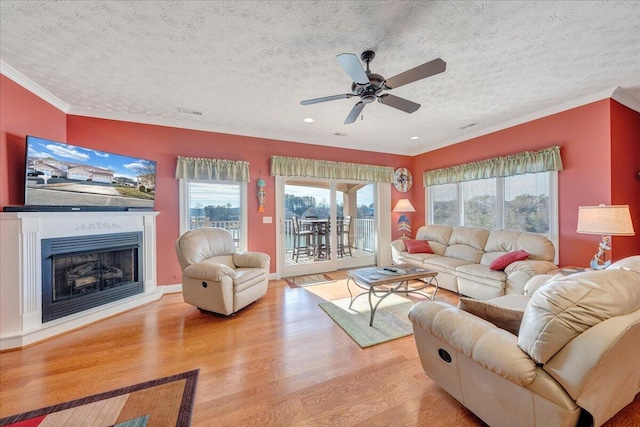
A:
0 60 70 113
416 87 626 156
66 106 240 136
4 61 637 157
611 87 640 113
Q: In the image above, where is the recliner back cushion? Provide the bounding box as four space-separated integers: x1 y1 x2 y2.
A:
518 269 640 364
483 229 555 263
415 225 453 255
444 226 489 263
607 255 640 274
175 227 237 268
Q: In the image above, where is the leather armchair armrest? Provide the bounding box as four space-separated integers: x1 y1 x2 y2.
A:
504 260 558 294
505 260 557 276
183 259 236 281
409 301 537 386
233 252 270 269
524 273 562 296
543 312 640 426
390 239 407 252
390 239 407 263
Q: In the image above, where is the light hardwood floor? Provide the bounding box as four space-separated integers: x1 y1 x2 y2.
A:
1 271 638 426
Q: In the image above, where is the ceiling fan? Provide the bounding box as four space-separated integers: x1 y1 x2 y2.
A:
300 50 446 124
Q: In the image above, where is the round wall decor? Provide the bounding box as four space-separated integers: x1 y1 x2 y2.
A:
394 167 413 192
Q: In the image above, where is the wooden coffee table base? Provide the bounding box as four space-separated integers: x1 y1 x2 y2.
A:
346 265 438 326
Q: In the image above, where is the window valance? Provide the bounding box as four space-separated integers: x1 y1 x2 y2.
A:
175 156 250 182
270 156 394 183
422 145 563 187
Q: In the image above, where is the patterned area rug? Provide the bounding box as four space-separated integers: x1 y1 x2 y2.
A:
319 294 415 348
285 273 335 288
0 370 199 427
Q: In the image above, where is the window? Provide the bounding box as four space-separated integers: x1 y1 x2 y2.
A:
428 172 557 244
179 180 247 249
463 178 496 229
431 183 458 226
504 173 550 234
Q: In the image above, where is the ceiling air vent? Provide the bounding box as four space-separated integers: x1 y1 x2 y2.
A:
177 107 203 116
459 122 478 130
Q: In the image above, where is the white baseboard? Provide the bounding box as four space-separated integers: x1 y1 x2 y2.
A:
161 284 183 294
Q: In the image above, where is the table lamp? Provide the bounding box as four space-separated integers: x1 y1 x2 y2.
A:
393 199 415 239
576 204 635 269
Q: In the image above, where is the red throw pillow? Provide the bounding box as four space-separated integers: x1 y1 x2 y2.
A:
490 250 530 271
404 239 434 254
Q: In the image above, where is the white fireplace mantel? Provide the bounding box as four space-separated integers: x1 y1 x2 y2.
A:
0 211 162 350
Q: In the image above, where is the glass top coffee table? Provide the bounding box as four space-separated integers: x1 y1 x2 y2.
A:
346 264 438 326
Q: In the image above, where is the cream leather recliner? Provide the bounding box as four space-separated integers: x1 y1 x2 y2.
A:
175 227 270 315
408 256 640 427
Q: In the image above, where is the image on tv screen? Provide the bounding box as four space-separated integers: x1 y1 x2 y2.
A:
25 136 157 209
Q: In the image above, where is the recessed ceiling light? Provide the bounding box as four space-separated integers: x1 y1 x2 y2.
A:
410 136 420 140
303 117 314 123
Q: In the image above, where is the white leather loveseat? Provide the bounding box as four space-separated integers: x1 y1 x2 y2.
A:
408 256 640 427
391 225 557 299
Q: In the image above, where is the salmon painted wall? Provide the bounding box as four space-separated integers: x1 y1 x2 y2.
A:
64 115 410 285
3 73 638 281
610 100 640 259
412 100 628 267
0 75 67 206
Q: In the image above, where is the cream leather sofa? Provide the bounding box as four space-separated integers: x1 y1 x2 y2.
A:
175 227 271 315
391 225 557 299
408 256 640 427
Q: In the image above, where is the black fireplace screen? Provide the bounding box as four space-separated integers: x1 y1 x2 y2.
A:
42 232 143 322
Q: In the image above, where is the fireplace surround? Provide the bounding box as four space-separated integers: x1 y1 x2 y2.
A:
0 211 160 350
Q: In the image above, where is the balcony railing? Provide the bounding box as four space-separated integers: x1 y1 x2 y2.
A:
189 219 240 245
283 218 375 252
189 218 376 253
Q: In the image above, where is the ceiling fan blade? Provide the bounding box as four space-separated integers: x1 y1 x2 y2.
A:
344 101 365 124
336 53 370 85
384 58 446 89
378 94 421 113
300 93 353 106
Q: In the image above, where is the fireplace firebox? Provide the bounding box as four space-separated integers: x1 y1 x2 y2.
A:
41 232 144 322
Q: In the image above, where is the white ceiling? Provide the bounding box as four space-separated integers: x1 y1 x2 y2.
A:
1 1 640 156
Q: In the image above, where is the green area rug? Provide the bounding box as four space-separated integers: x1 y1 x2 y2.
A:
319 294 415 348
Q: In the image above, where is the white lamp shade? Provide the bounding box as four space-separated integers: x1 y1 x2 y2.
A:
392 199 416 213
577 205 635 236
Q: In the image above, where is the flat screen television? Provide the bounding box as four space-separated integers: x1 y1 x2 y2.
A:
23 135 157 211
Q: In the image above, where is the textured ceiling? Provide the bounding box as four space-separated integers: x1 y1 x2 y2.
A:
1 1 640 155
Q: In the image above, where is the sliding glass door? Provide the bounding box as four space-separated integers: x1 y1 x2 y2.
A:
279 177 376 277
